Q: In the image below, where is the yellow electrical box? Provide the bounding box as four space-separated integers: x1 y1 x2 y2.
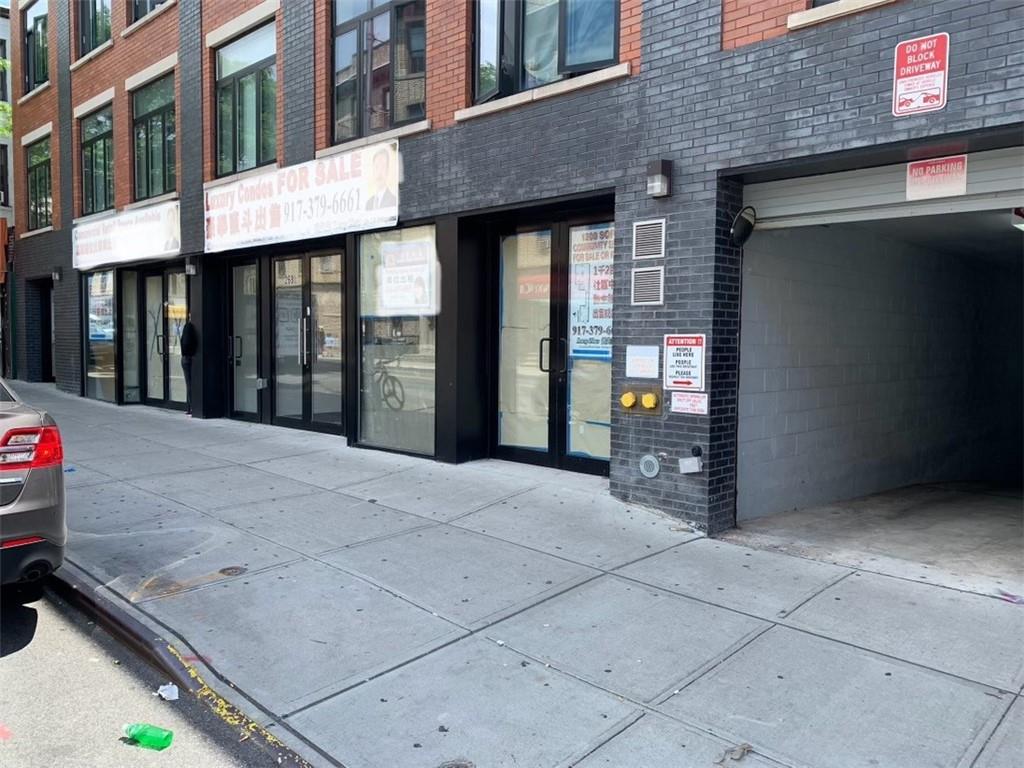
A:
619 391 637 409
641 392 658 409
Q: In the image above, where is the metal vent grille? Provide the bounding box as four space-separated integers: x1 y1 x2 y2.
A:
632 219 665 259
631 266 664 305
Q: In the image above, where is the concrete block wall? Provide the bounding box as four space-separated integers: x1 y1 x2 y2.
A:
736 226 1017 520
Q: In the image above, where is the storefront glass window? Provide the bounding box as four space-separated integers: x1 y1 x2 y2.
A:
122 271 141 403
85 271 116 401
359 225 437 455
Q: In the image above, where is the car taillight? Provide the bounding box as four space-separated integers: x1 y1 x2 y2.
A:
0 426 64 470
1 535 45 549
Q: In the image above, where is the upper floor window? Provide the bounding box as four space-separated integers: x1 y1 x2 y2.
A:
23 1 48 94
133 75 176 200
475 0 618 102
26 136 52 231
81 106 114 215
79 0 112 57
133 0 169 23
0 146 10 207
333 0 426 144
216 24 277 177
0 40 9 103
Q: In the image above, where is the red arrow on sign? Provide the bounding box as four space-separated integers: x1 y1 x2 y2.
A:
674 380 693 386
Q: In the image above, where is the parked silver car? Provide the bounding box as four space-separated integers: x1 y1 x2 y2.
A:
0 380 66 590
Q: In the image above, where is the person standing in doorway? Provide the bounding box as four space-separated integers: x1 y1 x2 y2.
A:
180 314 198 416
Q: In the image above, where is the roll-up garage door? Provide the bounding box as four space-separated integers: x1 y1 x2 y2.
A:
744 147 1024 229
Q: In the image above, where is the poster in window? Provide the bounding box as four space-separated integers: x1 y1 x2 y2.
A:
377 237 439 316
569 222 614 360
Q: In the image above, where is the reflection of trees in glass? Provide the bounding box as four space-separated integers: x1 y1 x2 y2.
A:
477 63 497 98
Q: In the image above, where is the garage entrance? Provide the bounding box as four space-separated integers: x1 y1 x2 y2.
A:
731 148 1023 594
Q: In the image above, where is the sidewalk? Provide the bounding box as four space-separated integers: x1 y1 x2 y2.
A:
15 382 1023 768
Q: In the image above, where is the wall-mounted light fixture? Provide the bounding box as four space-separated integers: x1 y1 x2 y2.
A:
51 267 62 283
646 159 672 198
185 256 197 276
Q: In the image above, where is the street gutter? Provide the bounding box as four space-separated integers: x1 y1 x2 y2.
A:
47 563 318 768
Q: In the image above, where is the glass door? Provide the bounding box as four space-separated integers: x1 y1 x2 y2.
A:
272 254 344 432
230 262 260 419
144 274 165 403
495 220 613 474
142 268 187 409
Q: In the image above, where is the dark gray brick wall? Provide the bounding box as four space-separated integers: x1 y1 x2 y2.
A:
282 0 315 167
178 0 204 257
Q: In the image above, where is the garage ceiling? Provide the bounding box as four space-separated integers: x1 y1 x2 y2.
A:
836 209 1024 267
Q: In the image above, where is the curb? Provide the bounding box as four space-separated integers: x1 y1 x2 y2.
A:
47 566 316 768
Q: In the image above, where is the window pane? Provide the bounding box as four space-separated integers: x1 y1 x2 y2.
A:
334 29 359 142
94 138 108 210
217 23 276 79
335 0 368 25
259 65 276 164
82 107 112 140
394 1 426 123
83 145 94 214
135 122 148 198
237 72 258 171
217 85 234 176
86 271 116 402
134 75 174 116
522 0 560 89
359 225 438 455
476 0 499 98
104 136 114 208
27 137 50 166
148 113 164 195
365 12 391 133
564 0 616 68
165 109 176 190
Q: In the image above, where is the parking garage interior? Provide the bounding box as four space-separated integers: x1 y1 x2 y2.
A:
730 208 1023 595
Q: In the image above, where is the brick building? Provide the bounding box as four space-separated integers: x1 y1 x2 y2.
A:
8 0 1023 534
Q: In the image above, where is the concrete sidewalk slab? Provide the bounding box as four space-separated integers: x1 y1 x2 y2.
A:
785 570 1024 691
61 463 114 489
63 432 164 459
68 508 301 602
575 712 784 767
143 558 466 715
286 635 638 768
250 448 415 490
131 464 319 511
491 575 768 702
322 525 597 629
210 490 431 556
617 538 850 618
342 462 538 520
974 697 1024 768
74 447 234 481
194 434 326 465
453 485 697 568
68 481 202 533
662 626 1010 768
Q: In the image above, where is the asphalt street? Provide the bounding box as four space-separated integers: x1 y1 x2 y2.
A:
0 586 277 768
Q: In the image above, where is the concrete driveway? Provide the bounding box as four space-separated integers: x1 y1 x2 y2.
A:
11 382 1023 768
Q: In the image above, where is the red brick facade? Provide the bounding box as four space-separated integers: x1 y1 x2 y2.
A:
11 2 61 233
722 0 807 50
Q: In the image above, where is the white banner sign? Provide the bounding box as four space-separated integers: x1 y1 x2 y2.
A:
204 140 399 253
73 201 180 270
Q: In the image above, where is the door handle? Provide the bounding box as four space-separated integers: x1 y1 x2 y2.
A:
301 317 309 367
538 337 551 373
156 334 165 355
296 316 303 365
235 336 243 362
